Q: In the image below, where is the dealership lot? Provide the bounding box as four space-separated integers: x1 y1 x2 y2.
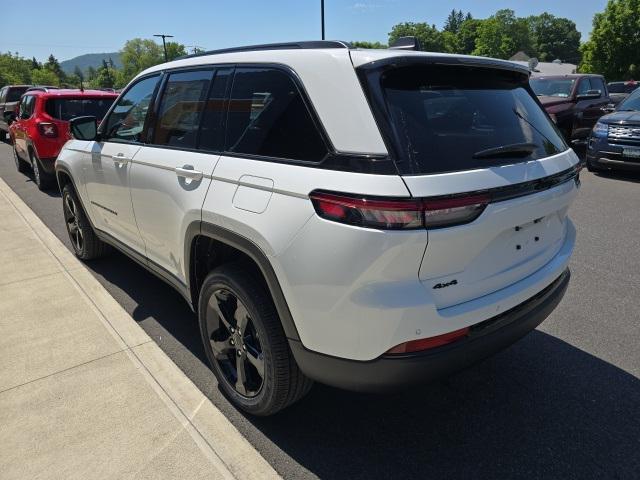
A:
0 142 639 479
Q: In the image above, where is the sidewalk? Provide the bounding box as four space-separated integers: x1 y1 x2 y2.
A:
0 177 280 480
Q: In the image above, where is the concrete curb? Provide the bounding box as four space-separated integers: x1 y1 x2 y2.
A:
0 177 280 480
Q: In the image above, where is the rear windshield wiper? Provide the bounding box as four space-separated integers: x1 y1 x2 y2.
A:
472 143 538 160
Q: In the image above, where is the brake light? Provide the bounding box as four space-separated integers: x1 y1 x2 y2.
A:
309 191 489 230
38 122 58 138
423 194 490 229
385 327 470 354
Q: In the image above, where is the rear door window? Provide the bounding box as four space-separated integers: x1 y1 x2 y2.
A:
19 95 35 119
153 69 213 149
7 87 28 102
45 98 115 121
372 64 567 175
225 67 327 162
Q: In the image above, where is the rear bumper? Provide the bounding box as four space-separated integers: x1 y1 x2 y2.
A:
290 268 570 392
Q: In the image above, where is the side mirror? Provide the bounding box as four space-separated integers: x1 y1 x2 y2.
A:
70 116 98 141
576 90 602 100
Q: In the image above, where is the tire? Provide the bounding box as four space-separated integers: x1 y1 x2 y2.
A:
29 149 55 191
198 263 312 416
12 143 29 174
62 183 111 260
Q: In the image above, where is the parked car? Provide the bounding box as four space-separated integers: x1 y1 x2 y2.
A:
530 74 612 145
586 87 640 172
9 87 117 190
0 85 30 139
607 80 639 106
56 42 579 415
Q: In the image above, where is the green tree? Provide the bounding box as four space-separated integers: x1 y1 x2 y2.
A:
580 0 640 80
31 57 41 70
86 66 97 81
165 42 187 61
0 52 32 87
443 9 466 33
527 13 581 62
351 41 387 49
120 38 164 81
31 68 59 86
388 22 445 52
473 9 532 59
89 60 116 89
456 18 483 54
44 54 65 83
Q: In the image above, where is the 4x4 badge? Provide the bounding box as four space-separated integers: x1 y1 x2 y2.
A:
433 279 458 289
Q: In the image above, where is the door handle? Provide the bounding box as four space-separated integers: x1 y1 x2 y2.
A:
113 153 130 165
175 166 203 181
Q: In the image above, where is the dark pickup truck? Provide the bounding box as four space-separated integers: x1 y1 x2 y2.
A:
530 74 613 146
0 85 30 139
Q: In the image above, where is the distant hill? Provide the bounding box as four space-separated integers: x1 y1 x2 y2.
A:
60 52 122 74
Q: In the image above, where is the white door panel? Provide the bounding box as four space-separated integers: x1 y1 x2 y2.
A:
83 141 145 252
129 147 217 284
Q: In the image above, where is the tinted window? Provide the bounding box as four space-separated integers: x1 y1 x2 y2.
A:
530 78 575 97
153 70 213 148
376 65 567 175
45 97 115 121
199 68 232 152
19 95 35 119
618 89 640 111
7 87 28 102
104 75 160 142
608 83 626 93
590 77 605 94
225 67 327 162
577 78 592 95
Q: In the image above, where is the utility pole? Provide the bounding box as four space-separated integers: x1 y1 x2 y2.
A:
321 0 325 40
154 34 174 62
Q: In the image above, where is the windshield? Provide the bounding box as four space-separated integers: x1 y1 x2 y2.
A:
45 97 115 121
373 64 567 175
530 78 576 98
617 89 640 111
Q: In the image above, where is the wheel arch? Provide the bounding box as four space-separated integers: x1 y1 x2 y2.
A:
186 222 301 342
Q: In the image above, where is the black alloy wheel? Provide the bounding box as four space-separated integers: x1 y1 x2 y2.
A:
63 192 84 254
198 265 313 415
205 288 265 397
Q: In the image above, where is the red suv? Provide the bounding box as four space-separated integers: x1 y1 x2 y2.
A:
10 88 118 190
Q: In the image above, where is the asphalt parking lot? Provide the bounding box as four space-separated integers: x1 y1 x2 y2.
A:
1 141 639 480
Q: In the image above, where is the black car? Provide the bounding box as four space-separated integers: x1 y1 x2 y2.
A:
607 80 640 106
586 88 640 172
0 85 30 138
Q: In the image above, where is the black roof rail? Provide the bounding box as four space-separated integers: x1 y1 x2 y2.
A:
178 40 352 60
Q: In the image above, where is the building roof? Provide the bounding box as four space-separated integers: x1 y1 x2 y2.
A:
512 60 577 76
509 51 531 62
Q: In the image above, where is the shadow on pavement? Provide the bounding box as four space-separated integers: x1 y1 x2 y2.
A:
248 331 640 479
82 248 640 479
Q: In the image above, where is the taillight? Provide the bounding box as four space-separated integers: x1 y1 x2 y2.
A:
38 122 58 138
309 192 423 230
423 194 490 229
385 327 469 354
309 191 489 230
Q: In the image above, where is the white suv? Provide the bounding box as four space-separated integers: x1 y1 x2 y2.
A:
56 41 579 415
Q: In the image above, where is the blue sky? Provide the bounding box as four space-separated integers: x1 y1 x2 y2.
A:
2 0 608 62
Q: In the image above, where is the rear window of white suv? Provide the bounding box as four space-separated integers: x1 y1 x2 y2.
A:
371 64 568 175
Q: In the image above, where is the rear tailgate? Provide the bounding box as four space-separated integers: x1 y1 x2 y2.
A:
356 56 580 309
408 154 579 308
